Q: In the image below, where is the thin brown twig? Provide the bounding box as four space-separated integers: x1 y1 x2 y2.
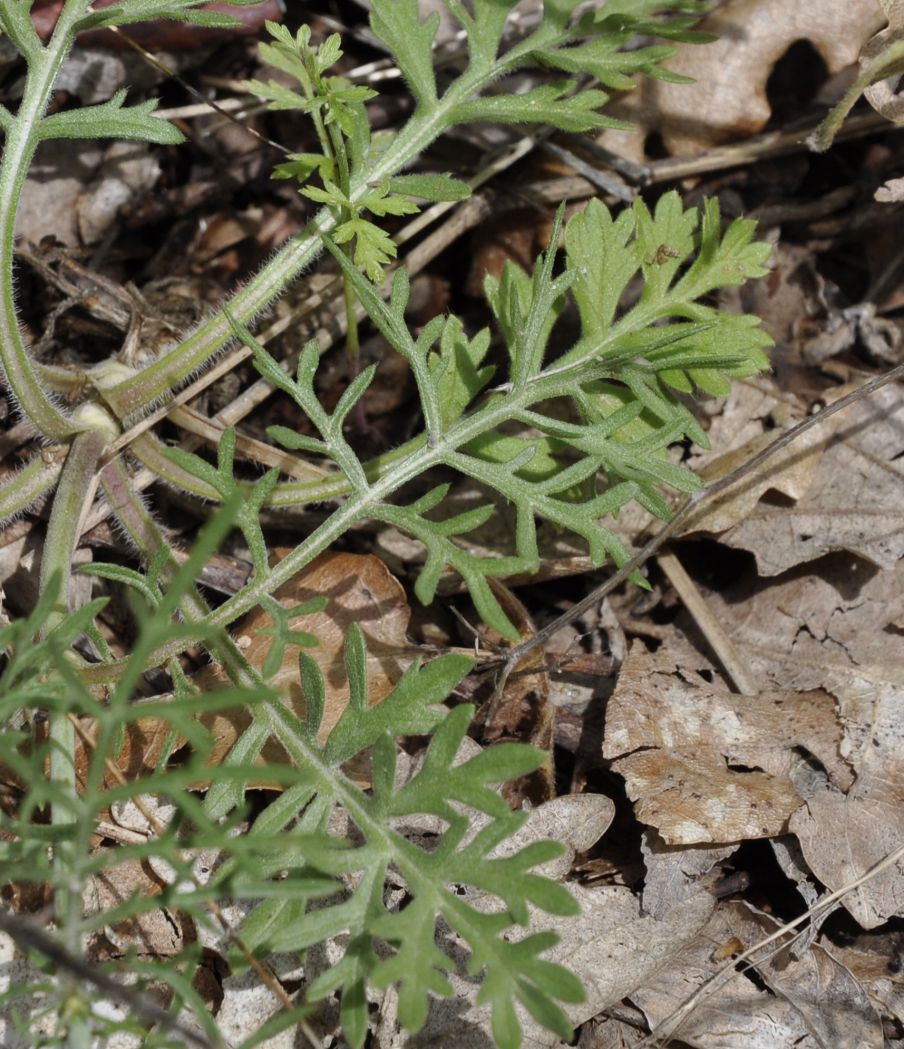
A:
105 24 291 157
657 548 757 695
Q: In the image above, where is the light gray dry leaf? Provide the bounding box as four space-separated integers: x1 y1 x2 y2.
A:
633 901 883 1049
398 886 714 1049
708 558 904 927
576 1013 643 1049
641 828 737 920
77 141 162 245
770 837 823 955
602 633 849 845
594 0 883 160
876 175 904 201
84 852 186 960
720 384 904 574
0 933 56 1048
683 379 832 536
790 782 904 928
706 558 904 763
213 970 298 1049
493 794 616 881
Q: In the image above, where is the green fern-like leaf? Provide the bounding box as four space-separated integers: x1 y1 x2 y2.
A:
233 636 580 1049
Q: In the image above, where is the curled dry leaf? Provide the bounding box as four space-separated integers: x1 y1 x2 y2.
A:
862 0 904 125
493 794 616 883
875 175 904 201
84 853 187 961
684 379 833 536
633 901 883 1049
641 828 737 920
709 558 904 927
603 633 849 845
720 384 904 575
595 0 883 160
790 779 904 929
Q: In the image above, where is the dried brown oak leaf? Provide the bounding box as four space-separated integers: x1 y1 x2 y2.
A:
602 633 849 845
197 550 416 767
595 0 883 160
30 0 281 48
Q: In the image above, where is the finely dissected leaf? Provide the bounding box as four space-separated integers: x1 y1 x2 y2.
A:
445 0 513 67
165 427 278 576
228 642 583 1048
389 172 471 202
370 0 438 107
0 1 777 1045
72 0 250 32
536 40 687 90
561 193 772 393
0 1 40 58
450 84 623 134
37 90 184 144
334 215 400 280
228 190 771 640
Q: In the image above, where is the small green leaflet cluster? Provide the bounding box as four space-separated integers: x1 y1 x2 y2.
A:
244 0 711 281
247 20 471 280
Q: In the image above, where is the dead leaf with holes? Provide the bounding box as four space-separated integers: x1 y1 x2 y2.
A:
707 557 904 927
602 631 849 845
594 0 884 162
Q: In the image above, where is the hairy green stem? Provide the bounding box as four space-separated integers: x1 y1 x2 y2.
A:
40 429 108 635
98 455 269 693
0 1 92 440
0 451 65 520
